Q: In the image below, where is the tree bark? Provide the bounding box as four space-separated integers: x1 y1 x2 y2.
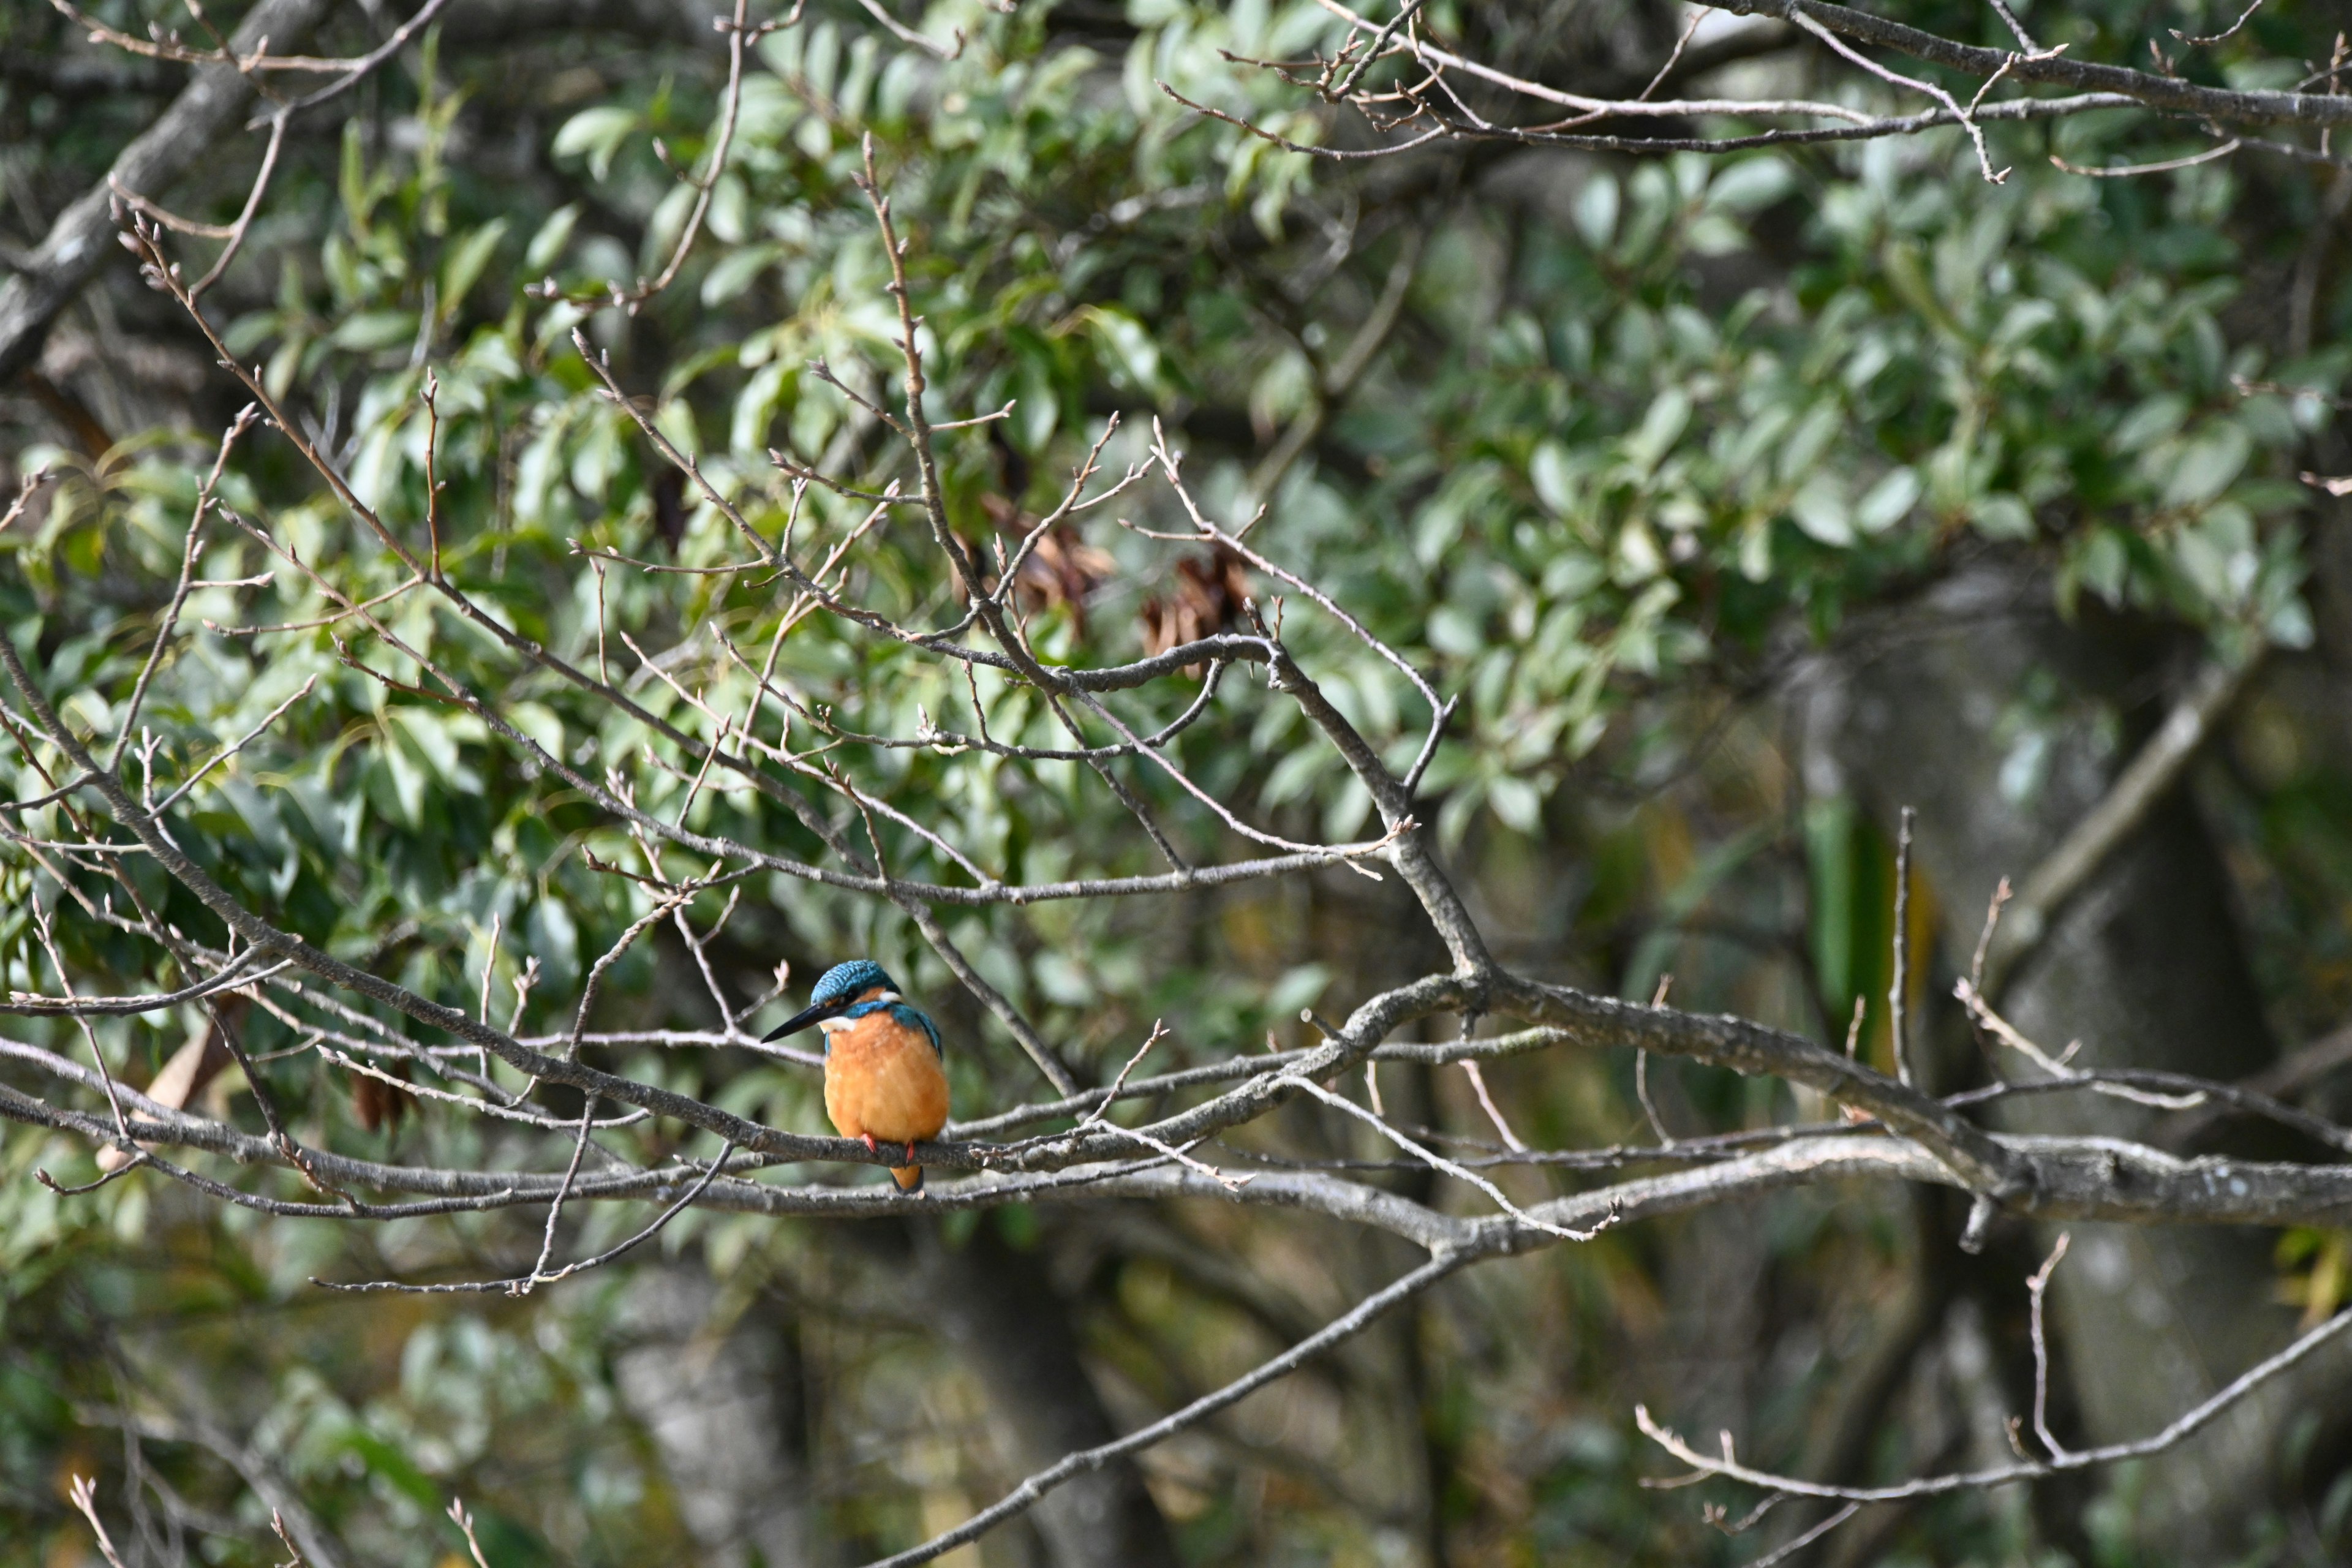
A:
913 1218 1181 1568
612 1262 828 1568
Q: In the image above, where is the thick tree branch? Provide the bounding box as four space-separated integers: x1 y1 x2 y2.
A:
0 0 328 383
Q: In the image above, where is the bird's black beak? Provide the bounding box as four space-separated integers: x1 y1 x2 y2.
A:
763 998 846 1042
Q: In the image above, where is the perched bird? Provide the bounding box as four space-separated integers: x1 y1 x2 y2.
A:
764 959 948 1193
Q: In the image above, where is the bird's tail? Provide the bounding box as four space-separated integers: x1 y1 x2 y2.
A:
889 1163 924 1194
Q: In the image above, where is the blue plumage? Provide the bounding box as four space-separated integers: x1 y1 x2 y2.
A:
764 959 943 1060
809 958 895 1006
843 997 943 1057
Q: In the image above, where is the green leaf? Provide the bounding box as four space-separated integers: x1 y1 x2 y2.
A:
702 241 782 306
1573 173 1619 249
1789 473 1852 546
524 202 580 271
1266 963 1332 1020
337 1427 440 1508
439 218 509 317
326 311 418 352
1488 773 1542 834
1705 157 1794 214
552 105 641 181
1625 388 1691 473
1074 306 1166 401
1855 467 1920 535
1530 440 1577 516
1972 493 2035 541
2164 424 2250 508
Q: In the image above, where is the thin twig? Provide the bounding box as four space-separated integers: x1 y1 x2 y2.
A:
1276 1072 1611 1243
2027 1232 2071 1458
2172 0 2264 48
445 1499 493 1568
1460 1060 1525 1152
1640 974 1677 1144
1889 806 1915 1088
1970 876 2011 989
108 408 257 768
2052 138 2242 176
1637 1295 2352 1504
68 1474 129 1568
146 676 318 816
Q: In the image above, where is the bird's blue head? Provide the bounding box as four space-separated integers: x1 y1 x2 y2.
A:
763 959 901 1042
810 959 897 1007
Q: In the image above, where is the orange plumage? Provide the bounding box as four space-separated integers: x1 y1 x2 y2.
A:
822 1006 950 1191
763 961 951 1194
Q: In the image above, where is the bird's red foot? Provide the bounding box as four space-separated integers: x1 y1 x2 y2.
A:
859 1134 878 1155
904 1141 918 1165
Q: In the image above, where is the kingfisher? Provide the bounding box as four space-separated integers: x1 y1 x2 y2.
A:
764 959 948 1193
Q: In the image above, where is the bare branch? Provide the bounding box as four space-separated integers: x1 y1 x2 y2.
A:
2173 0 2266 48
107 407 258 768
2027 1232 2071 1458
2052 138 2243 176
1637 1284 2352 1507
1890 804 1917 1086
1458 1060 1526 1152
1274 1072 1610 1243
0 0 328 382
145 676 319 818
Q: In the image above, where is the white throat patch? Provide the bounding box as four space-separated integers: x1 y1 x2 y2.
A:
819 989 901 1033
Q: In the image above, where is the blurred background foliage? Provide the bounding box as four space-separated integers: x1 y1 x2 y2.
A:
10 0 2352 1562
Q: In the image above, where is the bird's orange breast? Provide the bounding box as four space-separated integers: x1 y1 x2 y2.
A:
823 1011 949 1147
